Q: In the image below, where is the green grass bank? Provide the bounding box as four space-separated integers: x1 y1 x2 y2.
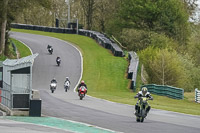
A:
11 28 200 115
0 38 31 60
11 38 32 58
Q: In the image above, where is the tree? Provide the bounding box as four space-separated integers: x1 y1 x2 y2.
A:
140 47 200 92
149 49 186 86
119 0 190 45
93 0 119 32
80 0 95 30
0 0 51 56
0 0 8 55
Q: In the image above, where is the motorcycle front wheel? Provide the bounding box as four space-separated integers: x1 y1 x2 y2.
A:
80 95 83 100
140 109 146 122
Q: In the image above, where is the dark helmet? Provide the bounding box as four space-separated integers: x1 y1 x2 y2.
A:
81 80 85 84
142 87 148 95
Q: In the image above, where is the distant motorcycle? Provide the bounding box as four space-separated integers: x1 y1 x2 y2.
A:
56 58 61 66
78 86 87 100
48 47 53 54
135 97 152 122
50 82 57 93
64 81 70 92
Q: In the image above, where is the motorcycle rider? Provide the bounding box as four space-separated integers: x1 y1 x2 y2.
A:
56 56 61 61
77 80 87 93
64 77 70 84
64 77 71 86
47 44 52 49
56 57 61 65
47 45 53 54
134 87 153 115
51 78 57 83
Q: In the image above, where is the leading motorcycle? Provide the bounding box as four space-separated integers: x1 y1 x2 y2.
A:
78 86 87 100
48 47 53 54
135 97 151 122
50 82 57 93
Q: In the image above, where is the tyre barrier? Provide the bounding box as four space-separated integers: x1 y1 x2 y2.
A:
79 29 124 57
11 23 124 57
11 23 76 34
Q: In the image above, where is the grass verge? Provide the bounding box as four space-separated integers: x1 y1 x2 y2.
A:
11 28 200 115
0 38 31 61
10 38 32 58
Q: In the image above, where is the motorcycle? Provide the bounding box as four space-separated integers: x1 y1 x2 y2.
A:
135 97 151 122
48 47 53 54
64 81 70 92
56 58 61 66
50 82 57 93
78 86 87 100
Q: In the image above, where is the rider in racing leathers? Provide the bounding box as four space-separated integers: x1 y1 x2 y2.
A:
51 78 57 83
77 80 87 93
134 87 153 115
64 77 71 85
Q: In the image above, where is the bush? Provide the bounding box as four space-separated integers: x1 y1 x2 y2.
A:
139 47 199 92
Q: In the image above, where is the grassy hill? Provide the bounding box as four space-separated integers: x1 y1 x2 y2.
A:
11 28 200 115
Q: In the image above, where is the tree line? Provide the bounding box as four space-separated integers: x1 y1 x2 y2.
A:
1 0 200 91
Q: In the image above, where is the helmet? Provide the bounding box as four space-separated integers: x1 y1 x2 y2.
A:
141 87 148 95
66 77 69 80
81 80 85 84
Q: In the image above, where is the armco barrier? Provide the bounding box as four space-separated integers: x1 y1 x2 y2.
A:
128 51 139 91
11 23 124 57
141 84 184 99
195 88 200 103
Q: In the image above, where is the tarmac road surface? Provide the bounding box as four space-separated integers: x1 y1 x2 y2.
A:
7 32 200 133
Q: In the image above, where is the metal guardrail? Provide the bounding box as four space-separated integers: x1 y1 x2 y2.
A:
128 51 139 91
142 84 184 99
195 88 200 103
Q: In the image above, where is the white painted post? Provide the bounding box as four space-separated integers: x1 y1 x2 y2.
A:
195 88 200 103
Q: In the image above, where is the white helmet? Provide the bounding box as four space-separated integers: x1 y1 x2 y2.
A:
141 87 148 95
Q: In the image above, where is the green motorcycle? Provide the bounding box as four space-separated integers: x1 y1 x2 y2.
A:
135 97 151 122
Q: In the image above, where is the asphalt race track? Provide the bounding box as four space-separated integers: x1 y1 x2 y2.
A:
10 32 200 133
